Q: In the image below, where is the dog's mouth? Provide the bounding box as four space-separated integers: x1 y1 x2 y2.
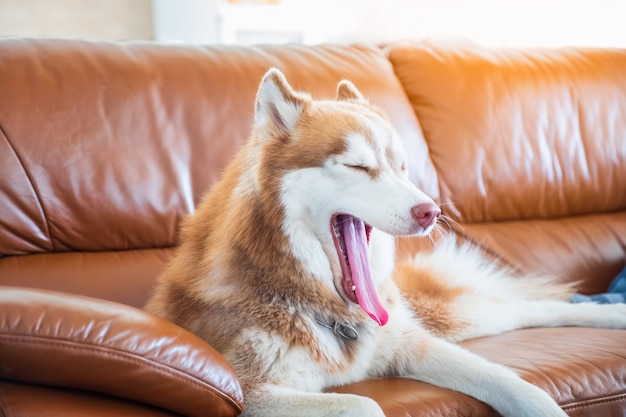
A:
331 214 389 326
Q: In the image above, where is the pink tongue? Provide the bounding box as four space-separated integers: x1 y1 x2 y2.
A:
343 217 389 326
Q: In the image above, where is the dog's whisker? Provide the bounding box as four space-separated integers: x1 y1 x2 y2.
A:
437 214 460 232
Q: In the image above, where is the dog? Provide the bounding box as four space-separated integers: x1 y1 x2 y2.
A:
145 68 626 417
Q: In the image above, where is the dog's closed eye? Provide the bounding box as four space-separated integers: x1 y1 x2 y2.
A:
343 163 381 178
344 164 370 172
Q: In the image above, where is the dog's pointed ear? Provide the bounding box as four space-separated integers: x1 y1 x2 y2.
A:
254 68 308 135
336 80 367 103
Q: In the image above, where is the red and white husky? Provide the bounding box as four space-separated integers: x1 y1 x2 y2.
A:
145 69 626 417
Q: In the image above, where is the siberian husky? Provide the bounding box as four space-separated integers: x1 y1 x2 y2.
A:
145 68 626 417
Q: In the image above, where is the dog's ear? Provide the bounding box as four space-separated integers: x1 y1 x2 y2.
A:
254 68 309 136
336 80 367 103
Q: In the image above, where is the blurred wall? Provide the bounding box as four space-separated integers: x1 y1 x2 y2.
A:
0 0 624 47
0 0 153 40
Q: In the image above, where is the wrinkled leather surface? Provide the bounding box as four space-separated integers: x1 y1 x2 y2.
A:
387 41 626 222
0 38 625 417
0 38 436 257
0 287 243 417
388 41 626 293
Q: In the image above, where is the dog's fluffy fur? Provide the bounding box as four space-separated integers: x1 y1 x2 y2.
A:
145 69 626 417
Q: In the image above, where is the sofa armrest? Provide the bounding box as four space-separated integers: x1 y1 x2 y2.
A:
0 286 243 417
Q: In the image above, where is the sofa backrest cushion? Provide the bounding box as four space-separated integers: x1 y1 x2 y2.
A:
387 41 626 223
387 41 626 292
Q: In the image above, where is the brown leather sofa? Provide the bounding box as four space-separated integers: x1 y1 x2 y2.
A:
1 38 625 416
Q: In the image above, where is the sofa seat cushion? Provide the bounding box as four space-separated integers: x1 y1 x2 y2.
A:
0 380 180 417
0 249 173 308
331 327 626 417
0 287 243 417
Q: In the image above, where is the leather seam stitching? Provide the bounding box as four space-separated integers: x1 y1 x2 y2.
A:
562 392 626 411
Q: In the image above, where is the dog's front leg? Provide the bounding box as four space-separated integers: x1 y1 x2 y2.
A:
242 385 386 417
396 333 568 417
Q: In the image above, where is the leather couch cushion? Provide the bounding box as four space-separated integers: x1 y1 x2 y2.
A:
332 328 626 417
464 328 626 416
387 41 626 290
0 38 439 309
0 39 437 259
0 287 243 417
386 41 626 223
0 381 179 417
0 249 172 308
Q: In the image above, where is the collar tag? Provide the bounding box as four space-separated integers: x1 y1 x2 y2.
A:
334 322 358 340
316 318 358 340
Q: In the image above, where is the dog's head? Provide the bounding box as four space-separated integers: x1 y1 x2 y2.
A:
251 68 439 325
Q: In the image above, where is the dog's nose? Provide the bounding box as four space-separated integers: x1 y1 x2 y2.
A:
411 203 441 229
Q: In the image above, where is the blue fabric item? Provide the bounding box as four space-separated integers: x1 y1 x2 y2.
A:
570 265 626 304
